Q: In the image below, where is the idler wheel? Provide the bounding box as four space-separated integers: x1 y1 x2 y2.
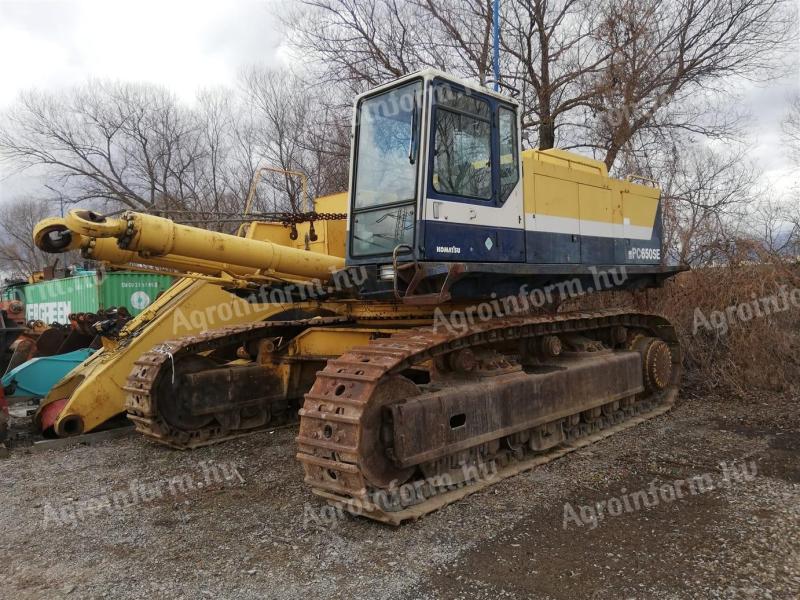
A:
631 336 672 391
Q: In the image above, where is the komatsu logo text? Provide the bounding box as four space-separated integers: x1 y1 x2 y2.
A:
436 245 461 254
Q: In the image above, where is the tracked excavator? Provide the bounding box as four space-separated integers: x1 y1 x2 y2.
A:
35 69 684 523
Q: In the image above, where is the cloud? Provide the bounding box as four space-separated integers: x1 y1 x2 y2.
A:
0 0 286 202
740 77 799 194
0 0 283 107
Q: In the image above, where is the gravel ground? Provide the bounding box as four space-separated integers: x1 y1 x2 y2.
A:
1 388 798 599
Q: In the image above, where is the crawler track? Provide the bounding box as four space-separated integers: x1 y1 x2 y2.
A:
297 310 681 525
124 317 349 449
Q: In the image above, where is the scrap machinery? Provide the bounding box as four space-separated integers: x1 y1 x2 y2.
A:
35 69 683 523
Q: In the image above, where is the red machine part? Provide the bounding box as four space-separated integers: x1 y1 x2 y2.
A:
39 398 69 432
0 385 8 443
0 300 26 328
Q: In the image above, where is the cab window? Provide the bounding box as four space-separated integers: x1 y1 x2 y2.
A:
432 89 492 200
350 80 422 257
499 106 519 202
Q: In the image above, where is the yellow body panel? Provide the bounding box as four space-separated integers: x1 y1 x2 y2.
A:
578 184 613 226
234 193 348 267
285 327 401 358
522 149 660 236
528 172 580 220
620 186 660 229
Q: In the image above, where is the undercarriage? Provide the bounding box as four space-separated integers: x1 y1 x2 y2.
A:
123 308 680 524
297 309 679 523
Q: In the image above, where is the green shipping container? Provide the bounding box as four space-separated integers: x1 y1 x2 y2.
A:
23 271 174 324
1 285 25 302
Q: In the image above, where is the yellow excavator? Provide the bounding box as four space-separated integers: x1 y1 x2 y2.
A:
35 69 683 523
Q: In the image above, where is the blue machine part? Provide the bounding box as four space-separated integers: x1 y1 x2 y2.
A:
1 348 95 398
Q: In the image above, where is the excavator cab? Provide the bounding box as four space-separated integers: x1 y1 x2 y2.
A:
347 69 524 266
346 69 677 301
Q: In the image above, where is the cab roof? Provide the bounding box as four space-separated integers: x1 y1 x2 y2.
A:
354 68 520 107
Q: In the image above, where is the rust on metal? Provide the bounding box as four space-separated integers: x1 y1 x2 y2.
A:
124 316 351 449
296 309 682 525
387 352 643 468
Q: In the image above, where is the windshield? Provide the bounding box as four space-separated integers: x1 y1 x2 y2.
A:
353 81 422 209
351 205 416 256
351 80 422 257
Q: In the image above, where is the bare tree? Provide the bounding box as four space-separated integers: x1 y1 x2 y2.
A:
285 0 796 168
0 72 351 236
658 145 757 265
239 67 350 212
501 0 609 149
283 0 495 92
783 93 800 163
169 88 260 230
749 195 800 256
0 197 80 278
583 0 795 170
0 81 207 212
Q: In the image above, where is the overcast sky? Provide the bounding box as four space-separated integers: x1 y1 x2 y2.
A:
0 0 283 107
0 0 798 203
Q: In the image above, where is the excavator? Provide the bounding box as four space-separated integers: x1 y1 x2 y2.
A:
34 69 683 523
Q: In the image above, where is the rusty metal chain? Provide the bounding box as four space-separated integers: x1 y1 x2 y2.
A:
279 212 347 242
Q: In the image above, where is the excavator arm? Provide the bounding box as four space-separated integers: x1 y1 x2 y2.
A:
34 210 345 286
29 202 351 437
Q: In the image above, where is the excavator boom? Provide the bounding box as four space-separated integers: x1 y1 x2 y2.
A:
30 194 355 437
36 210 344 284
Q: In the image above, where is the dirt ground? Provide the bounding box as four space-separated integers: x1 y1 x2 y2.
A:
1 388 798 600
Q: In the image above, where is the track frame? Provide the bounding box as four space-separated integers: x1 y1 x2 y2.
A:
297 309 681 524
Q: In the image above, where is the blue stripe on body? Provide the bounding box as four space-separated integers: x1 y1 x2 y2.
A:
422 220 526 262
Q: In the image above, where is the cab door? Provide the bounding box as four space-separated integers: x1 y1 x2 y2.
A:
422 79 524 263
